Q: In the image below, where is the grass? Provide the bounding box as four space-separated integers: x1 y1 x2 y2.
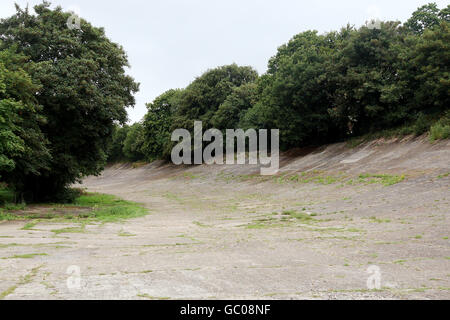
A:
118 230 136 237
246 222 285 229
51 226 86 235
21 222 37 230
137 293 170 300
2 253 48 259
192 221 211 228
430 112 450 142
358 173 405 186
347 113 446 148
245 210 316 229
218 169 406 188
0 285 17 300
369 216 391 223
0 265 42 299
430 123 450 141
0 191 148 223
281 210 313 221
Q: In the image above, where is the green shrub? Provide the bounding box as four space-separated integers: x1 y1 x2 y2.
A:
430 123 450 141
52 188 84 204
413 113 433 135
430 111 450 141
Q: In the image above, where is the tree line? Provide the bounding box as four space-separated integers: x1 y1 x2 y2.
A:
0 2 449 203
110 2 449 163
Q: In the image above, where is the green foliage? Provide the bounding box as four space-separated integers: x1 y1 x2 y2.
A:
142 89 181 160
430 111 450 141
107 124 130 163
173 64 258 130
211 83 259 129
74 193 148 222
0 192 148 223
404 3 449 34
242 30 343 149
138 2 449 160
123 122 146 161
0 46 51 198
358 174 405 186
0 186 14 204
139 64 258 160
405 21 450 115
328 22 412 135
0 3 139 201
1 1 448 190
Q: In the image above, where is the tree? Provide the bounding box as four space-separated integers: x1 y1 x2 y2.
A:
211 83 258 129
107 124 130 163
122 123 145 162
328 22 410 135
0 46 51 200
142 89 181 160
0 3 139 201
171 64 258 131
405 21 450 114
242 30 343 149
404 3 449 34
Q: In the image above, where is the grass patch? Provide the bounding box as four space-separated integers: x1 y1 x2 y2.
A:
3 253 48 259
21 222 37 230
0 192 148 223
369 217 391 223
51 226 86 235
281 210 313 221
0 285 17 300
182 172 201 179
279 171 346 185
347 112 445 148
192 221 211 228
246 222 279 229
430 111 450 141
430 123 450 141
437 172 450 179
0 265 42 299
358 174 405 186
118 230 136 237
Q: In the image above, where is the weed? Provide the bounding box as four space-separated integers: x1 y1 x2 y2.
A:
282 210 313 221
51 225 86 235
21 222 37 230
358 173 405 186
3 253 48 259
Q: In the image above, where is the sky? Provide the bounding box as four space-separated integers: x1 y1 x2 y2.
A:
1 0 448 123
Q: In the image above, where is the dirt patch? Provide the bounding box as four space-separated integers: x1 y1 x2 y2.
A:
7 206 93 219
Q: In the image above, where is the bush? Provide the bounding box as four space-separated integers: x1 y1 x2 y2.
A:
413 113 434 135
52 188 84 204
430 111 450 141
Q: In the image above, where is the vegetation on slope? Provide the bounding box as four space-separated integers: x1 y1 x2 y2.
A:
109 3 449 163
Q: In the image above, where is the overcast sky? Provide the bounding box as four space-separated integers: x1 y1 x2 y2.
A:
1 0 448 122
